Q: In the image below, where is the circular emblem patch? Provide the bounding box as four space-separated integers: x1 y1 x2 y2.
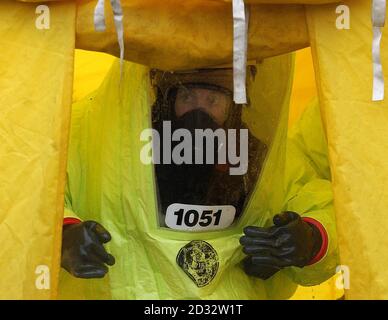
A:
176 240 219 287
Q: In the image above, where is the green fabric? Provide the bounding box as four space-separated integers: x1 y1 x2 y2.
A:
59 57 338 300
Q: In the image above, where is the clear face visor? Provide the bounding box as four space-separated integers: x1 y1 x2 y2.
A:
153 81 269 233
153 58 289 232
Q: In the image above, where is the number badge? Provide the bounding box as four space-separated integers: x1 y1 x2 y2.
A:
165 204 236 232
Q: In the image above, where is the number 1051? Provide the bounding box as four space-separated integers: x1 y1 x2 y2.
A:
174 209 222 227
165 204 236 232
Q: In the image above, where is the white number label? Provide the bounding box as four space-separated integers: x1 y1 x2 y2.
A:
165 203 236 232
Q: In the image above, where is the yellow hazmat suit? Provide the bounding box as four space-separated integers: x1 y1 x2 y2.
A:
60 56 338 299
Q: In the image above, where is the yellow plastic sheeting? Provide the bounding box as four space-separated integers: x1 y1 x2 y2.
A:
76 0 308 70
0 1 76 299
307 1 388 299
288 49 342 300
73 50 115 103
291 277 342 300
289 48 318 126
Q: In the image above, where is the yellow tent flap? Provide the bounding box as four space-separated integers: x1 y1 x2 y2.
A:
307 1 388 299
0 0 76 299
76 0 309 70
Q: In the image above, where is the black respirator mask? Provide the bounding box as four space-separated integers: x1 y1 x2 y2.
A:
157 109 222 208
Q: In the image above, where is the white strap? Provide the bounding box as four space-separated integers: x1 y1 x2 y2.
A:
372 0 386 101
232 0 249 104
110 0 124 69
94 0 106 31
94 0 125 72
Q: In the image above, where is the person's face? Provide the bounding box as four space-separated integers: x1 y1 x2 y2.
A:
174 87 232 126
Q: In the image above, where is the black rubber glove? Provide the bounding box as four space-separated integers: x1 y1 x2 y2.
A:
61 221 115 279
242 256 282 280
240 211 322 279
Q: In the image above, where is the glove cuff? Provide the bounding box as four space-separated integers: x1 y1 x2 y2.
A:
63 217 82 226
302 217 328 266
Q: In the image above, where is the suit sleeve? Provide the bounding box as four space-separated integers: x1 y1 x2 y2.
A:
64 175 81 225
282 99 339 286
62 98 87 226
